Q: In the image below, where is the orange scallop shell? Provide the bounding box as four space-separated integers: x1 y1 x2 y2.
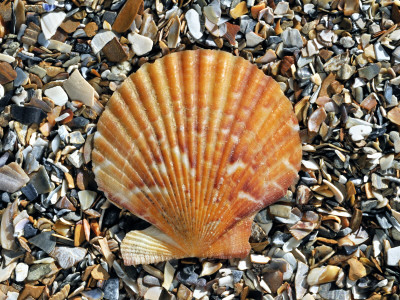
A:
92 49 302 265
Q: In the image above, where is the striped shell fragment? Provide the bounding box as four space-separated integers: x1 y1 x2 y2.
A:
92 49 302 265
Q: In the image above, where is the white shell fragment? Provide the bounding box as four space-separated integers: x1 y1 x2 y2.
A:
63 69 95 106
387 246 400 266
14 263 29 282
185 9 203 40
78 190 97 210
40 11 66 39
128 32 153 56
44 86 69 106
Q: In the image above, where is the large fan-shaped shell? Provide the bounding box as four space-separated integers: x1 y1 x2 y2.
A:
92 49 302 265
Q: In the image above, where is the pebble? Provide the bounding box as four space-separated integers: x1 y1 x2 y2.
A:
91 30 117 54
128 32 153 56
358 63 380 80
340 36 355 48
307 266 341 285
347 258 366 281
81 288 104 300
27 263 52 281
387 246 400 266
48 39 73 53
274 2 289 15
144 287 163 300
104 278 119 300
186 9 203 40
29 166 52 194
282 28 303 48
143 275 161 286
0 62 17 84
0 53 16 63
23 222 38 238
44 86 69 106
13 67 28 87
246 31 264 47
374 43 390 61
84 22 98 38
21 184 38 201
40 11 66 39
15 262 29 282
78 190 97 210
63 69 95 106
102 37 129 63
337 64 356 80
29 65 47 79
388 107 400 126
50 246 87 269
29 231 57 254
0 162 29 193
0 262 17 282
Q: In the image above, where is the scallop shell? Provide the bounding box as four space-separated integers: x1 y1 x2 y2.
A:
92 49 302 265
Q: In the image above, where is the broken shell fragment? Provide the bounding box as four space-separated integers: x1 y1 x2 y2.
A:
92 49 302 265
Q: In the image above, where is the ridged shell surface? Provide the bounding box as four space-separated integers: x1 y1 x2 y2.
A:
92 49 302 265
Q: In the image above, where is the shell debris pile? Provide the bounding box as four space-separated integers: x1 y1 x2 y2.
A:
0 0 400 299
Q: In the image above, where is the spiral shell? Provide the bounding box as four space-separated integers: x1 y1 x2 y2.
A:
92 49 302 265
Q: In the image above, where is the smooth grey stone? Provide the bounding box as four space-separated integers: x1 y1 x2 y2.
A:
27 263 52 281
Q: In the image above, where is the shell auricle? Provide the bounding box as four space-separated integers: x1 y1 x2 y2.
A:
92 49 302 265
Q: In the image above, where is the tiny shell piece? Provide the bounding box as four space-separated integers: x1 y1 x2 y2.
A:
92 50 302 265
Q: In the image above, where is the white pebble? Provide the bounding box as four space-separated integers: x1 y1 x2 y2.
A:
128 32 153 56
44 86 69 106
15 262 28 282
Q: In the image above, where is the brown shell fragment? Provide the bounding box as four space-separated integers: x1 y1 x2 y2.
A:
92 50 302 265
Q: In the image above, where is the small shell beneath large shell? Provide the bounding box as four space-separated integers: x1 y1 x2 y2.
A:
92 49 302 265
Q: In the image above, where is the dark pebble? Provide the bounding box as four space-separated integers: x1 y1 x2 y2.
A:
177 265 199 285
10 105 46 125
317 225 336 239
343 245 358 255
111 0 126 10
17 52 42 62
369 127 387 140
21 183 38 201
301 83 314 97
66 116 89 128
103 206 120 227
24 222 38 238
74 43 92 54
0 91 13 112
29 230 57 254
104 278 119 300
102 11 118 25
29 166 52 194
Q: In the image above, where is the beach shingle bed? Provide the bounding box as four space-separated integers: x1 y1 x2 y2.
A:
1 0 400 299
